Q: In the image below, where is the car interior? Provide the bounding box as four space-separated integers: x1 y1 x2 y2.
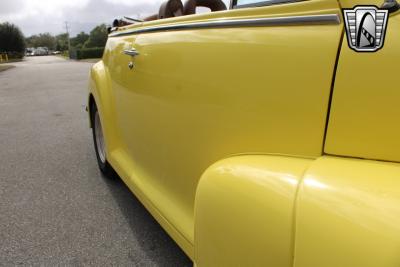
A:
111 0 227 29
147 0 228 21
149 0 227 20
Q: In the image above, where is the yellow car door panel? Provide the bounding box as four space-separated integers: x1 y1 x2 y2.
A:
91 0 343 260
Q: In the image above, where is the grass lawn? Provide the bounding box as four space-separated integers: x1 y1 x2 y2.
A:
0 65 15 72
0 58 22 64
56 54 69 60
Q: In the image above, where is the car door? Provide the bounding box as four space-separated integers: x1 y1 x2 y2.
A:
106 0 343 251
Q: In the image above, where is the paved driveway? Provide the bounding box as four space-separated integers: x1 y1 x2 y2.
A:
0 56 192 266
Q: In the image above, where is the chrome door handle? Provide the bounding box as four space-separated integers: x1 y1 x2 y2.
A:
123 49 140 57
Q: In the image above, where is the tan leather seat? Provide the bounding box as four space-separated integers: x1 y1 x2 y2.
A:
183 0 227 15
159 0 184 19
144 14 159 22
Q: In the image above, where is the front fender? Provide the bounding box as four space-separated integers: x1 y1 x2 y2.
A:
194 155 312 267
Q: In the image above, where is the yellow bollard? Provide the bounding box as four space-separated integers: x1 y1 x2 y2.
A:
0 54 3 62
5 54 8 61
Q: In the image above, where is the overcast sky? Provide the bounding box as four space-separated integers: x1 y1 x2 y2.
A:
0 0 231 37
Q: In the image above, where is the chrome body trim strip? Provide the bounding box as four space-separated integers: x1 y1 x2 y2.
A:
109 14 340 37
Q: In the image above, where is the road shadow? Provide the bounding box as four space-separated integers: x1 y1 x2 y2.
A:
101 169 193 267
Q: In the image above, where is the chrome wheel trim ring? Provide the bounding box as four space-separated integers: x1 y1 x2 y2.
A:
94 111 106 164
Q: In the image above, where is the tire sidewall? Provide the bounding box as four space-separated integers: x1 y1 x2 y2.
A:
91 104 107 172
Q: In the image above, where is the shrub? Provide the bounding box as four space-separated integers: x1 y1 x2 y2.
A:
6 51 25 59
62 50 69 58
73 47 104 60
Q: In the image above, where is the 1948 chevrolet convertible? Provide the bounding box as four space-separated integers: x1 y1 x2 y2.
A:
87 0 400 266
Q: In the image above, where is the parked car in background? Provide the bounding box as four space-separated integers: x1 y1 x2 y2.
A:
25 48 35 56
26 47 49 56
35 47 49 56
87 0 400 266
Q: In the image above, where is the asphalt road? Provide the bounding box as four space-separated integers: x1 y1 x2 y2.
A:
0 56 192 266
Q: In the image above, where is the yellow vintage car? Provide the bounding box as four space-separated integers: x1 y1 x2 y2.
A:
87 0 400 266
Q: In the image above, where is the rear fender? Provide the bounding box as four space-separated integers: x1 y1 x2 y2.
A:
294 156 400 267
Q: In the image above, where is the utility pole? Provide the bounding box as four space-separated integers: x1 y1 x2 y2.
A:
65 21 71 52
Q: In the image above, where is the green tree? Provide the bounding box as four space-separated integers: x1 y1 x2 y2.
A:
0 22 26 54
84 24 108 48
26 33 56 49
55 33 69 51
71 31 89 49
